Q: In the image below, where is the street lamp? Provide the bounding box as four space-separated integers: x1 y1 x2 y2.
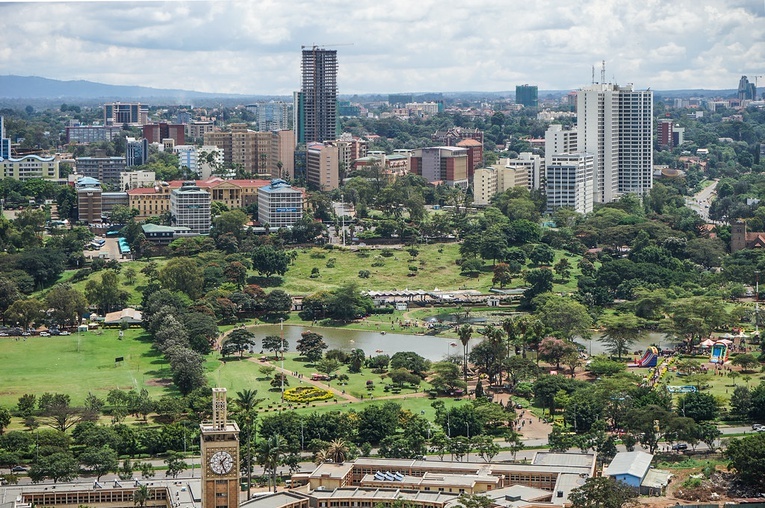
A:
280 318 285 404
755 271 761 334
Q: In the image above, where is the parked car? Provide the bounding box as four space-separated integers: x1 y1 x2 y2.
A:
757 427 765 433
672 443 688 451
11 466 27 472
59 331 71 336
753 423 763 430
39 332 50 337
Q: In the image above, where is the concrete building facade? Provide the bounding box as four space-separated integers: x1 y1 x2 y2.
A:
306 141 339 191
257 179 304 228
545 153 594 214
1 154 60 181
409 147 468 187
170 182 211 234
103 102 148 125
119 170 156 191
299 47 338 143
75 156 127 186
143 123 186 145
576 83 653 204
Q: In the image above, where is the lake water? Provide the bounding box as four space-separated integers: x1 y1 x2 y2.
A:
249 324 481 361
248 325 675 362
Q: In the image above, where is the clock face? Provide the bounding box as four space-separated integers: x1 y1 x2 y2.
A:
209 450 234 475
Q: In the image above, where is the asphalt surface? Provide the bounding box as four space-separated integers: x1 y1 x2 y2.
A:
685 179 718 222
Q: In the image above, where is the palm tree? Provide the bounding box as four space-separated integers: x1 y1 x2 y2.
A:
133 484 149 508
324 439 349 464
479 325 506 386
457 324 473 383
235 389 264 499
348 348 365 373
256 435 284 492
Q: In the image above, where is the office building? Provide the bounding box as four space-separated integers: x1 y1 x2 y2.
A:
545 124 578 168
506 152 543 190
125 137 149 167
306 141 339 191
516 84 539 107
65 124 123 144
388 94 413 107
253 101 291 131
75 156 126 186
257 179 304 228
119 170 156 191
738 75 757 101
205 124 270 174
1 154 60 181
0 116 10 159
472 167 498 206
455 138 483 179
76 177 103 224
188 121 216 140
545 153 594 214
409 147 469 187
170 182 211 234
298 47 338 143
272 130 296 179
143 123 186 145
576 83 653 204
657 119 685 149
103 102 148 126
431 127 483 146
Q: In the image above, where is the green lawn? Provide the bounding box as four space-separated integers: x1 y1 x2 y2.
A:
0 328 173 406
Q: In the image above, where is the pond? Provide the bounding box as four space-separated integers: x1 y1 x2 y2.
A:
249 324 482 361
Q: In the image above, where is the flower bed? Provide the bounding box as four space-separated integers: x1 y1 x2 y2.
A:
283 386 334 403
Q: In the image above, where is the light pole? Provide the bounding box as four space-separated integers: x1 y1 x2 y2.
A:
755 271 760 334
280 318 285 404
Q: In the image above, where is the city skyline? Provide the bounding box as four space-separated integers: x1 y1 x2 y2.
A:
0 0 764 96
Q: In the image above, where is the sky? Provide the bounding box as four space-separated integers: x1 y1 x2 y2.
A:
1 0 764 96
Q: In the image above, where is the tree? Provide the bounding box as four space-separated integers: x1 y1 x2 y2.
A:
568 477 638 508
0 407 10 435
164 451 188 478
85 271 129 314
390 351 431 377
257 434 285 492
252 245 290 278
234 389 263 499
159 258 204 299
472 435 500 463
730 385 752 420
263 289 292 315
29 451 79 483
537 295 592 341
529 244 555 265
553 258 572 281
5 298 44 330
296 331 328 363
315 358 341 378
492 263 513 288
677 392 718 422
80 445 119 481
263 335 288 359
133 484 150 508
348 348 365 373
430 361 467 393
166 347 207 395
222 328 257 357
45 283 87 327
538 337 578 370
726 432 765 489
39 393 82 432
357 403 400 446
505 430 525 460
732 353 760 373
457 324 473 382
598 314 645 360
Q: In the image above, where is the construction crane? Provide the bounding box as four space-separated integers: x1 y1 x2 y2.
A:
301 43 354 50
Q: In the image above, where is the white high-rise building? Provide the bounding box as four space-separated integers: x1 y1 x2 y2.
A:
546 153 594 214
576 83 653 204
545 125 577 169
506 152 543 190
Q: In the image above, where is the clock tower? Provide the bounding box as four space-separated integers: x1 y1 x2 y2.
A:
200 388 240 508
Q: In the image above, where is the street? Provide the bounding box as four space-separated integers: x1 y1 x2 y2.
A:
685 179 718 222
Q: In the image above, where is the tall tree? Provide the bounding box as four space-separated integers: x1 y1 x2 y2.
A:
598 314 645 360
457 324 473 383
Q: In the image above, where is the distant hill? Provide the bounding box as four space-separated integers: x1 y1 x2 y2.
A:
0 75 278 105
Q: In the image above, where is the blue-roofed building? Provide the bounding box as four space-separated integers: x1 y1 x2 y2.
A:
257 179 304 228
604 451 671 496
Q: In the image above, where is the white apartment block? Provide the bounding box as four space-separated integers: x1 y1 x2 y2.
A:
473 167 498 206
119 170 156 191
546 153 594 214
257 179 304 228
506 152 543 190
170 182 211 234
545 125 577 169
576 83 653 204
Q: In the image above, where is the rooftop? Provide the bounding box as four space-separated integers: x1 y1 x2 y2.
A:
604 451 653 480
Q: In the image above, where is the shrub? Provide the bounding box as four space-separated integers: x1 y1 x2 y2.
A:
309 250 326 259
310 267 320 278
283 386 333 403
326 258 336 268
380 249 394 258
358 269 371 279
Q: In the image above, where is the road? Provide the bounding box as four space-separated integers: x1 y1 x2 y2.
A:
685 179 718 222
2 425 753 488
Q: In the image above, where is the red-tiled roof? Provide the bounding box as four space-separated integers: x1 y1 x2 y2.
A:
455 139 483 147
127 187 165 195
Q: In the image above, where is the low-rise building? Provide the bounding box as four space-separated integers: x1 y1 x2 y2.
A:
141 223 197 245
1 154 60 181
119 170 156 191
604 451 671 496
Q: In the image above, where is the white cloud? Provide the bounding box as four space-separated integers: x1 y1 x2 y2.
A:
0 0 763 95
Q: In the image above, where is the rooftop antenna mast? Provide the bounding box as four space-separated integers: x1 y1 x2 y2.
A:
601 60 606 84
592 65 595 84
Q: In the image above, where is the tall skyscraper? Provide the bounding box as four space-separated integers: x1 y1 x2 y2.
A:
576 83 653 204
297 47 338 144
738 75 757 101
516 85 539 108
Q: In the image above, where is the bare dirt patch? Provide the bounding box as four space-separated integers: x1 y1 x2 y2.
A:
145 378 173 387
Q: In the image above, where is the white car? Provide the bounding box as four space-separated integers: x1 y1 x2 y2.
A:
39 332 50 337
59 331 71 336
